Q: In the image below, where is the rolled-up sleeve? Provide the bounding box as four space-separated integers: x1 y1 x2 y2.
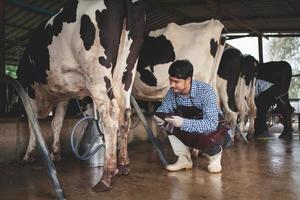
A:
156 90 175 113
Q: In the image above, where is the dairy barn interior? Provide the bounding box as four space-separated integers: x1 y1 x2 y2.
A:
1 0 300 199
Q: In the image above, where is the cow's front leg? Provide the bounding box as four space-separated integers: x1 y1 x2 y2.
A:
93 99 119 192
117 108 131 176
50 101 68 161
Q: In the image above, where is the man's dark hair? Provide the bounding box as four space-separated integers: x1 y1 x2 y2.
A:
168 60 193 79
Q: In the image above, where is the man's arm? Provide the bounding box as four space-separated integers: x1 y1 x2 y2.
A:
156 90 175 113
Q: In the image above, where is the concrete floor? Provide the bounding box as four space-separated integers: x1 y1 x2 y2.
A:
1 129 300 200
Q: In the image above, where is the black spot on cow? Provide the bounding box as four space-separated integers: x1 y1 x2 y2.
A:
17 0 79 98
96 0 125 71
242 55 257 86
122 1 145 91
220 28 227 45
95 0 145 91
210 39 218 58
52 0 78 36
137 35 175 86
98 56 111 69
17 21 53 98
80 15 96 50
218 48 243 111
104 76 115 100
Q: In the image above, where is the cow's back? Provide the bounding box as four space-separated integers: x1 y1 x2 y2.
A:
133 19 225 101
257 61 292 85
17 0 134 103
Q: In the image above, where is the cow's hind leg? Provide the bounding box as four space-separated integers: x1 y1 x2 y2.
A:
254 87 275 138
50 101 68 161
117 108 131 176
22 98 52 163
22 122 37 164
93 98 119 192
277 95 293 139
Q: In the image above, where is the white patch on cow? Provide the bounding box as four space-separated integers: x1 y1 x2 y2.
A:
133 19 225 102
145 66 151 71
234 76 257 136
77 0 106 19
217 76 238 128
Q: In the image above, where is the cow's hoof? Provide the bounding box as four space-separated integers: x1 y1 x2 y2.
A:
51 152 61 162
279 133 293 140
246 133 253 141
20 158 35 165
191 149 200 160
117 165 130 176
92 181 112 192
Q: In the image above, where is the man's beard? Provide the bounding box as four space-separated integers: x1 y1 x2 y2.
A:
171 87 187 95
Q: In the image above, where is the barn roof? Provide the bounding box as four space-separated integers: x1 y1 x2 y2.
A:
3 0 300 66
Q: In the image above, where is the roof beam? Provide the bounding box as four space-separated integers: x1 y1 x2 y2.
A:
202 0 260 34
7 0 55 16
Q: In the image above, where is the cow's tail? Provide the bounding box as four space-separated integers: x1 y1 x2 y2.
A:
16 48 36 98
17 49 31 86
125 0 134 33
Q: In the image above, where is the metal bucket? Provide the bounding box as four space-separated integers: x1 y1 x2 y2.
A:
79 119 105 167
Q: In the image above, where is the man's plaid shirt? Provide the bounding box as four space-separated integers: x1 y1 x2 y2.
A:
156 80 220 134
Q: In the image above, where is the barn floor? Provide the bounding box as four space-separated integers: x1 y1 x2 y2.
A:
1 125 300 200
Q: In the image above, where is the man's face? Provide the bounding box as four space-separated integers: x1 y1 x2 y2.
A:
169 76 191 95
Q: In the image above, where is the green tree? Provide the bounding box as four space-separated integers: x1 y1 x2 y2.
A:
266 37 300 98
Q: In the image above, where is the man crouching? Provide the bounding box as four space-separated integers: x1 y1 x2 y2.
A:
154 60 231 173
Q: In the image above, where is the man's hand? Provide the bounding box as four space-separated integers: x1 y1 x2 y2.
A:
165 116 184 128
153 115 165 126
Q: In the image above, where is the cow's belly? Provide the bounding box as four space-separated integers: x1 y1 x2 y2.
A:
42 69 89 102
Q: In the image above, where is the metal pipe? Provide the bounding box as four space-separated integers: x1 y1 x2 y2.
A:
258 34 264 63
0 75 65 200
130 95 168 167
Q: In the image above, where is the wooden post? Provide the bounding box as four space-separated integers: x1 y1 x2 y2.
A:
258 34 264 64
0 0 7 115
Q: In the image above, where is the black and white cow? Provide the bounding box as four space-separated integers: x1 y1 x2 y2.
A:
217 48 257 139
17 0 145 191
254 61 294 139
133 19 226 102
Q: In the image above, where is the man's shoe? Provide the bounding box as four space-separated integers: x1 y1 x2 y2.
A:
207 148 222 173
165 154 193 171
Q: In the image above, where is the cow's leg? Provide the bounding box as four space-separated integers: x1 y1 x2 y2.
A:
217 77 237 139
238 99 249 138
117 108 131 176
277 94 293 139
93 98 119 192
254 87 275 138
22 98 52 163
235 97 248 141
246 84 257 138
22 121 37 163
50 101 68 161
